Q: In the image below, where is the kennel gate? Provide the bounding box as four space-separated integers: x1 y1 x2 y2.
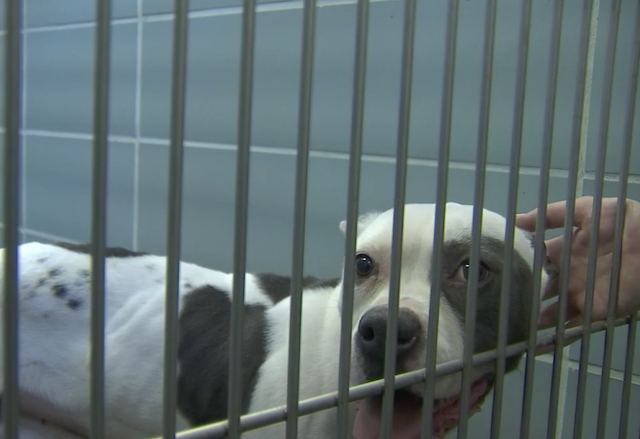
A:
2 0 639 438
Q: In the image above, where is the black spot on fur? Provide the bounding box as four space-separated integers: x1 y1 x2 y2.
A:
255 273 340 304
37 278 47 287
78 269 90 278
66 299 82 310
145 264 156 271
37 257 48 264
52 285 68 299
52 242 149 258
177 285 268 427
48 268 62 278
183 282 193 290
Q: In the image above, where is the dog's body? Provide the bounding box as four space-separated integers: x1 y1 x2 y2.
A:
0 203 551 439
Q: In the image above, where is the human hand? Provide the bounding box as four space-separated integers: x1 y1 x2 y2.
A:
515 196 640 330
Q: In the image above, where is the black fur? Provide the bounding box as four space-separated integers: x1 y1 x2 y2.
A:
437 237 534 372
176 285 269 426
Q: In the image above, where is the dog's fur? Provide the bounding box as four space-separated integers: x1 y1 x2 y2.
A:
0 203 551 438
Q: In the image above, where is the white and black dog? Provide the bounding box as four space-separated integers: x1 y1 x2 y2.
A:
0 203 552 439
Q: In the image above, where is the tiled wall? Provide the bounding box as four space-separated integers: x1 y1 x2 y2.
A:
1 0 639 437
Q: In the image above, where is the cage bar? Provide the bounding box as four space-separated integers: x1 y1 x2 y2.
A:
594 1 626 437
162 0 190 437
567 1 599 437
228 0 257 437
336 0 370 436
419 1 459 439
619 315 638 438
1 0 23 438
378 0 417 436
455 0 497 435
616 3 640 436
542 1 570 437
494 0 532 436
89 0 112 437
285 0 317 436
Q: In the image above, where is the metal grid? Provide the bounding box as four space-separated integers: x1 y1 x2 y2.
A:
2 0 639 439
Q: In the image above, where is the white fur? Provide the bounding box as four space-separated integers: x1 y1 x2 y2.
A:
0 203 547 439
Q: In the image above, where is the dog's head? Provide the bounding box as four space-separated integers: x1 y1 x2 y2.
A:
335 203 552 439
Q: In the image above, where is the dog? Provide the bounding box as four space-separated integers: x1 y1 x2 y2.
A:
0 202 551 439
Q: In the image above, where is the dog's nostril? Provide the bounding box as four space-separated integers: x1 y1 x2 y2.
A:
360 325 375 342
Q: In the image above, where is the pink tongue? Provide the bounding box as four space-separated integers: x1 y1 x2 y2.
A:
353 395 426 439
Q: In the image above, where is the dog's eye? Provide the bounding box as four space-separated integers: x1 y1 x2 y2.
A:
459 260 490 283
355 253 375 277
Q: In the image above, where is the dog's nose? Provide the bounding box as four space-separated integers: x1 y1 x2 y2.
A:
357 306 421 360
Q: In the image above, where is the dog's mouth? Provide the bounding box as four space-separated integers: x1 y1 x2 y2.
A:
352 375 494 439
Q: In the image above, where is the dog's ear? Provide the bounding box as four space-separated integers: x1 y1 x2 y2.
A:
339 211 381 235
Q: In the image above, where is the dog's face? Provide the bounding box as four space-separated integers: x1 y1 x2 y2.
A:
336 203 550 439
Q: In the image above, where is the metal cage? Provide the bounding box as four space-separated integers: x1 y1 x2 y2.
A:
2 0 639 438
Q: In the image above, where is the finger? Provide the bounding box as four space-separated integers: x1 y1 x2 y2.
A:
516 196 597 232
546 196 601 230
515 210 538 232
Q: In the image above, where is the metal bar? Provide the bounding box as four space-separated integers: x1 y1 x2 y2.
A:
166 314 638 439
491 0 531 435
228 0 257 437
379 0 417 436
521 4 579 439
90 0 112 437
163 0 190 437
336 0 370 436
547 1 598 438
618 316 637 438
456 0 497 436
595 1 625 436
542 1 570 437
616 4 640 436
556 0 597 437
285 0 317 436
420 1 459 438
2 0 23 438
